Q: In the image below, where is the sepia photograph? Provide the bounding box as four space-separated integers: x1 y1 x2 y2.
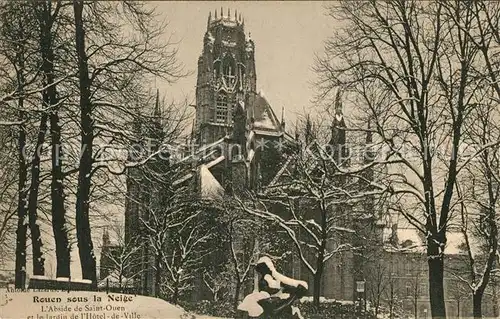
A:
0 1 499 318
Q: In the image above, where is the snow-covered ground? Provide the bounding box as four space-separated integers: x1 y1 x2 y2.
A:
0 290 227 319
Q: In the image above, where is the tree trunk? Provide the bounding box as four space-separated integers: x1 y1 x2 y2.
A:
119 272 122 292
154 254 161 297
14 217 27 288
415 298 418 318
15 103 28 288
172 278 179 305
230 233 242 311
389 279 395 319
313 206 327 311
49 108 70 278
14 42 29 287
27 112 48 276
472 292 482 319
141 245 149 295
37 0 71 278
73 0 97 287
493 277 499 318
427 246 446 319
313 261 323 310
414 283 418 319
234 280 241 312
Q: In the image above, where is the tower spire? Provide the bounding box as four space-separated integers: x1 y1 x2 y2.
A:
215 9 217 19
228 8 230 19
329 88 347 161
102 227 110 247
235 9 237 21
335 88 343 117
151 89 164 143
366 119 372 144
281 106 285 131
364 119 374 162
154 88 161 119
221 7 223 18
207 11 211 27
190 119 196 143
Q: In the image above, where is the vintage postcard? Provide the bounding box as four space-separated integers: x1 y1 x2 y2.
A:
0 1 499 319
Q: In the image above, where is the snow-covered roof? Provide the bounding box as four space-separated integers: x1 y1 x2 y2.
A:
255 111 275 130
200 165 224 199
253 129 283 137
382 227 425 253
206 155 225 169
248 93 282 134
172 172 194 187
267 156 294 188
382 226 481 257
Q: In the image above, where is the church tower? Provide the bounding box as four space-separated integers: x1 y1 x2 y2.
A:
194 8 257 145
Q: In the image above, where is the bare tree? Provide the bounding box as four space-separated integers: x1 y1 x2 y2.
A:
215 197 262 311
367 259 389 317
0 1 34 288
69 1 185 286
202 265 232 304
0 0 54 286
0 126 17 275
0 0 186 289
453 88 500 318
314 1 500 317
99 223 142 291
33 0 73 279
239 114 376 309
140 195 215 303
160 208 214 304
72 0 96 285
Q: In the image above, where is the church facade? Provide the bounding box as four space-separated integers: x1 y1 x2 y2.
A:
109 8 389 305
114 8 292 298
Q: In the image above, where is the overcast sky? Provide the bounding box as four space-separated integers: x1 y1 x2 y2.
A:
153 1 335 125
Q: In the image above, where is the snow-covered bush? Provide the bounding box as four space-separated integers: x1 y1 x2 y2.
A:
298 299 376 319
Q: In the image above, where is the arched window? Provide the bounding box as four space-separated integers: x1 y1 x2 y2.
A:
216 93 228 123
222 55 237 89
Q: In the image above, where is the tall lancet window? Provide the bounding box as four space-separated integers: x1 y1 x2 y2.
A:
222 55 237 90
216 93 228 123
